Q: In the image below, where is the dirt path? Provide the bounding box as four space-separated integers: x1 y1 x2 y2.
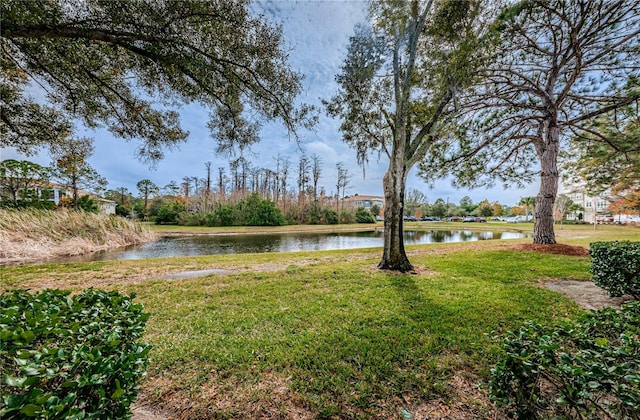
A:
543 279 633 310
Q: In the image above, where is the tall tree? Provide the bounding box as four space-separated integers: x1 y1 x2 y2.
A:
136 179 158 212
278 156 290 212
422 0 640 244
335 162 351 214
405 188 428 217
311 154 322 201
204 162 212 197
458 196 476 215
0 159 50 203
476 199 494 217
1 0 312 160
181 177 191 198
297 154 310 209
217 167 226 199
162 181 180 197
518 196 536 222
326 0 484 271
50 137 106 208
430 198 447 218
554 194 578 225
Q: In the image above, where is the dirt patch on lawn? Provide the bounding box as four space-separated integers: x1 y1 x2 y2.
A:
514 243 589 256
513 242 634 310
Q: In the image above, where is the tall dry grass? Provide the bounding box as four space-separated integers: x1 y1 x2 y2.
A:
0 208 157 263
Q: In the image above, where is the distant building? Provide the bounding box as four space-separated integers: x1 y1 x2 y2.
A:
562 181 640 224
341 195 384 215
1 181 116 215
562 186 609 223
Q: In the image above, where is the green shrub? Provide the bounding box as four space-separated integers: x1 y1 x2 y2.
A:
323 208 339 224
214 205 234 226
0 289 151 419
237 193 284 226
339 210 356 224
490 301 640 419
77 195 98 213
154 201 187 225
590 241 640 299
355 206 375 223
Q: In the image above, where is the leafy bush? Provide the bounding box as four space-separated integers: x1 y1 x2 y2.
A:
77 195 98 213
0 289 151 419
239 193 285 226
490 301 640 419
339 210 356 224
355 206 375 223
590 241 640 299
214 204 234 226
323 208 339 224
154 200 187 225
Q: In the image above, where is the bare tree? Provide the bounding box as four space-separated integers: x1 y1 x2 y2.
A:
297 154 310 208
311 154 322 201
405 188 428 218
181 176 191 198
217 167 226 199
335 162 351 214
204 162 212 196
279 156 290 212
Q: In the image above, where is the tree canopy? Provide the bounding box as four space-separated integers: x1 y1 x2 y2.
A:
1 0 312 161
51 136 107 208
563 104 640 196
421 0 640 244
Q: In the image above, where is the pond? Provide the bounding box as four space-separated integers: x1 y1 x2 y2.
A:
62 229 530 262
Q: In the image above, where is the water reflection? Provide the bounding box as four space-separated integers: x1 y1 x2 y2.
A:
58 229 528 262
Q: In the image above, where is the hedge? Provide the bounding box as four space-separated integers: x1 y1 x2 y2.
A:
0 289 151 419
490 301 640 419
590 241 640 300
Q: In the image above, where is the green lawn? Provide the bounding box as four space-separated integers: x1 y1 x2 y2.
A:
2 224 639 418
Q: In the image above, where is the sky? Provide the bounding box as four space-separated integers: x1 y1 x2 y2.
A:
1 0 539 206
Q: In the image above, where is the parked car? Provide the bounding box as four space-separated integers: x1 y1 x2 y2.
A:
421 216 441 222
462 216 476 222
448 216 463 222
474 217 487 223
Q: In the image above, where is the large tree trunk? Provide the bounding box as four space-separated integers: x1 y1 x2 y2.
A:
378 160 413 272
533 128 560 244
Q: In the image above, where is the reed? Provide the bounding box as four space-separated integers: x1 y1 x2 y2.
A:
0 208 156 263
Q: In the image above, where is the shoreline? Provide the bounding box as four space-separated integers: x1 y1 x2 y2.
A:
2 221 536 266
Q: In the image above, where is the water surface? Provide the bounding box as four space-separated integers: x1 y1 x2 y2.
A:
61 229 528 262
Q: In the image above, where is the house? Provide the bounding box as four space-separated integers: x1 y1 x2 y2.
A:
562 187 609 223
561 184 640 224
341 194 384 215
1 181 116 215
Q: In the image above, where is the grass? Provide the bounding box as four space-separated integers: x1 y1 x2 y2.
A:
1 223 639 418
0 208 156 263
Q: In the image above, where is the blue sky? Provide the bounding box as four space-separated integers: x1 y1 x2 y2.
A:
1 0 539 206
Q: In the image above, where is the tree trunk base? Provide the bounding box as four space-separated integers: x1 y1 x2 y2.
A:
533 238 557 245
378 257 414 273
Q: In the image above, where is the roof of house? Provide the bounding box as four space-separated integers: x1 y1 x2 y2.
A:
342 195 384 202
